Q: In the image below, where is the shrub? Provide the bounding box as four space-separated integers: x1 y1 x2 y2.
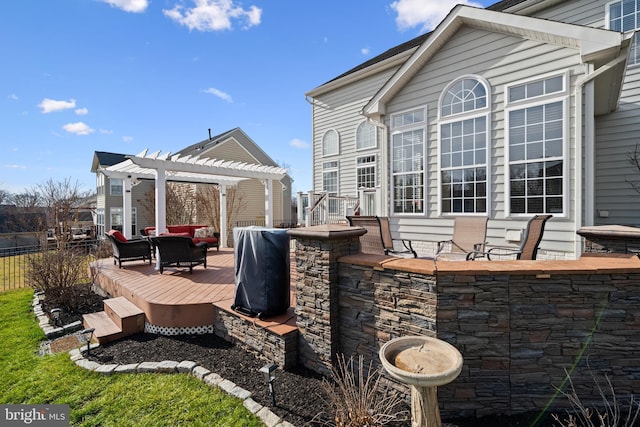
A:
321 353 408 426
553 369 640 427
26 247 92 312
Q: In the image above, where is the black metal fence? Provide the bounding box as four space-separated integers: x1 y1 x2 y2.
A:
0 238 100 291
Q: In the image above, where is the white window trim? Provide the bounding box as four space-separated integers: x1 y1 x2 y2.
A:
606 0 640 67
504 93 571 218
355 154 378 192
355 120 378 151
390 106 427 216
321 129 340 157
505 71 569 107
437 75 491 216
322 161 339 194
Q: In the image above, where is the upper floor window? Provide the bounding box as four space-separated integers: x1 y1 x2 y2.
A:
322 129 339 156
506 73 567 216
439 76 489 214
110 178 123 196
391 107 426 214
608 0 640 65
441 77 487 117
356 121 377 150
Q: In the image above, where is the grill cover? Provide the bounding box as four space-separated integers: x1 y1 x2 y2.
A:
232 226 290 318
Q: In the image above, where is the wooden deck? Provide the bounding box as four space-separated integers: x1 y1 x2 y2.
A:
91 248 296 333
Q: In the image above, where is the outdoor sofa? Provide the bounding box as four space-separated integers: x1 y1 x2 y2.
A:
143 224 220 250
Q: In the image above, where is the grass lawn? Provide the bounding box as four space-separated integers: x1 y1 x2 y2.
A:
0 288 264 426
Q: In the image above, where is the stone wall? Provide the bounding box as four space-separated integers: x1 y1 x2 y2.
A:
289 225 640 419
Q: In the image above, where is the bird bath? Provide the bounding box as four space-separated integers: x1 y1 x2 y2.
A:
379 336 463 427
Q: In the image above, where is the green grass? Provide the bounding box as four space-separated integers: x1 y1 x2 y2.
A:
0 253 29 290
0 288 264 426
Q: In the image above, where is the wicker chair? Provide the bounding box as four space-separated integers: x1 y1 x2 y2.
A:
346 216 417 258
151 235 208 274
105 230 152 268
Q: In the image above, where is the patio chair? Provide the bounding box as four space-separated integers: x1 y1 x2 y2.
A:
151 235 208 274
468 214 552 260
105 230 153 268
347 215 417 258
435 216 488 260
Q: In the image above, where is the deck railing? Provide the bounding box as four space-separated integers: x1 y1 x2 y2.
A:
297 191 359 227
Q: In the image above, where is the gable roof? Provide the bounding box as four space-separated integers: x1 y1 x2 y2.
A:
91 151 129 173
362 5 631 117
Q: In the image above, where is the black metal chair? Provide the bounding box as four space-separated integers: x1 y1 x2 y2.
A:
105 230 152 268
151 235 208 274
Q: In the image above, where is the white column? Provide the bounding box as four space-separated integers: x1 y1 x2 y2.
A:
219 184 227 249
155 168 167 233
264 178 273 227
122 177 133 239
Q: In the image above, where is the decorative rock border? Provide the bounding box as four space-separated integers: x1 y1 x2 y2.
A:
32 292 295 427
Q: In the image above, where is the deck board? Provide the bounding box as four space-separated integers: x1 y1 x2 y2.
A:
91 248 296 329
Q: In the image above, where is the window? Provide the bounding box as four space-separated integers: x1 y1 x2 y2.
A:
608 0 640 65
322 161 339 214
356 155 376 189
356 121 377 150
506 74 566 215
110 178 123 196
322 129 339 156
96 208 105 238
439 77 489 214
391 108 426 214
110 207 137 235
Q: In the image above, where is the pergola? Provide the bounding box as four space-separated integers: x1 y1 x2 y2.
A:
99 149 288 248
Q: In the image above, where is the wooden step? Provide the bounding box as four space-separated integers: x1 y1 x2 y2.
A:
104 296 145 336
83 311 124 344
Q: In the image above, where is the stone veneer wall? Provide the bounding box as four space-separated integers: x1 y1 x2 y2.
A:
289 225 640 419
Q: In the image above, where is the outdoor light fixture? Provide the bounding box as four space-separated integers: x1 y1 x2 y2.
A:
259 363 278 407
80 328 95 355
50 308 62 327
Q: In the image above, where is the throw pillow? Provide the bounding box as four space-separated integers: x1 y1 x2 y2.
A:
109 230 128 243
194 227 208 238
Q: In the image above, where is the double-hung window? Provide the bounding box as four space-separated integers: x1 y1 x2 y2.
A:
391 108 426 214
322 161 339 213
110 178 123 196
506 73 566 216
607 0 640 66
439 77 489 214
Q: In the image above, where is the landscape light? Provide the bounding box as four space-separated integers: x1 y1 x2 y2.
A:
259 363 278 407
80 328 95 355
50 308 62 326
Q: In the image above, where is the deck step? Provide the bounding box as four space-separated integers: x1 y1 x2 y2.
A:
104 296 145 336
82 297 146 344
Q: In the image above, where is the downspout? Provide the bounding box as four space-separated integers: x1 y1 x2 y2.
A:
573 51 628 257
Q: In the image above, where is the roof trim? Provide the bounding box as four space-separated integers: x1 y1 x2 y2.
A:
363 5 628 117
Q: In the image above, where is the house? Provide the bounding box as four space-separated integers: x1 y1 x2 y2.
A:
91 128 293 242
305 0 639 259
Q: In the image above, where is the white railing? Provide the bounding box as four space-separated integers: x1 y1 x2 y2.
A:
297 192 359 227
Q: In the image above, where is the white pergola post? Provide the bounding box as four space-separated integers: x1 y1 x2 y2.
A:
155 167 167 234
219 184 228 249
122 177 133 239
264 178 273 228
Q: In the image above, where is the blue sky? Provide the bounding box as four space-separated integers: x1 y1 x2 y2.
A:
1 0 493 196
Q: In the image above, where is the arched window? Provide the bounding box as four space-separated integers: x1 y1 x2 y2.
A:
439 77 489 214
356 121 377 150
322 129 339 156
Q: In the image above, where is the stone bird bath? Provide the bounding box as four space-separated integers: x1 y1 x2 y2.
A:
379 336 463 427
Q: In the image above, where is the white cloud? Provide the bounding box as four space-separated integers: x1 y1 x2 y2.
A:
99 0 148 13
99 129 114 135
75 107 88 115
2 164 27 169
204 87 233 103
122 136 134 142
38 98 76 114
289 138 310 149
361 47 371 56
8 94 18 100
390 0 483 32
163 0 262 32
62 122 95 135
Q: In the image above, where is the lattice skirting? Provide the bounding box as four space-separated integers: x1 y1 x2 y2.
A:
144 322 213 336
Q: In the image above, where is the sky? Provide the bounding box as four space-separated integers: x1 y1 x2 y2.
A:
1 0 494 197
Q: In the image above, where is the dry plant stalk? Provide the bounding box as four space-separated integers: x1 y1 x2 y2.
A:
552 368 640 427
321 353 408 427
